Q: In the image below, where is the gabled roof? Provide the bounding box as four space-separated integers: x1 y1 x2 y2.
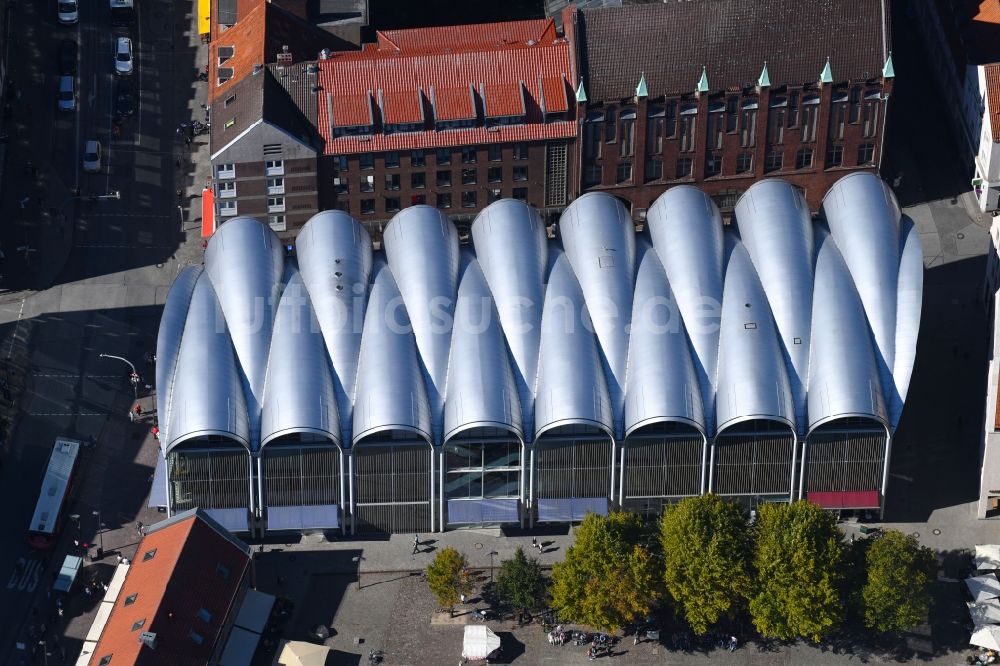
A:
433 85 476 121
987 63 1000 142
577 0 891 100
89 510 251 666
541 77 569 113
329 92 373 127
483 82 526 118
381 89 424 125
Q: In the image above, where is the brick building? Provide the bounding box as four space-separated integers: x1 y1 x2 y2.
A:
314 18 578 236
570 0 895 215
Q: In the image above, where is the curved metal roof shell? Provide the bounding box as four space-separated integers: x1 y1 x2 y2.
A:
807 228 888 433
645 186 724 434
734 179 813 435
624 240 706 439
382 206 460 441
352 259 433 446
204 216 285 446
470 199 547 434
559 192 636 437
715 236 795 435
156 265 202 447
165 272 251 454
159 173 920 452
296 211 373 444
443 253 523 443
534 249 614 441
260 269 341 448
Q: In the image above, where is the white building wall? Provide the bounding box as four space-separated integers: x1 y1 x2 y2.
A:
980 222 1000 518
976 66 1000 213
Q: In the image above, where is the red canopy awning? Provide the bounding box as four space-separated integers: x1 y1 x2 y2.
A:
807 490 880 510
201 187 215 238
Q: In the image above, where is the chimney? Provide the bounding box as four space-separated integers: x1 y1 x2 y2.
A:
277 45 293 64
139 632 158 650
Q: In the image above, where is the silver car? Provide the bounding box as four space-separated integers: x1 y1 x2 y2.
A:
114 37 133 76
57 75 75 112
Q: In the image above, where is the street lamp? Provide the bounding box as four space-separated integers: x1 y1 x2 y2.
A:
352 555 366 591
488 551 498 584
99 353 139 399
92 509 104 558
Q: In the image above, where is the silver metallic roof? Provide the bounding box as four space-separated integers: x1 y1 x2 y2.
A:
559 192 635 437
260 269 341 447
443 253 523 443
159 173 920 451
296 211 372 443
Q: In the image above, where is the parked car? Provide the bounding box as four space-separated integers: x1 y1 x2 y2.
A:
57 39 77 75
57 75 76 112
83 140 101 172
114 37 133 76
57 0 78 24
115 80 134 116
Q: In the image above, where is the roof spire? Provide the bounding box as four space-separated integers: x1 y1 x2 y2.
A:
882 51 895 78
757 61 771 88
635 71 648 98
575 80 587 103
820 56 833 84
696 65 709 94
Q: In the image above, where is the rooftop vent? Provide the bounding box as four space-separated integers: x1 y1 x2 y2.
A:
277 49 293 64
306 63 318 74
319 49 331 60
252 64 263 75
139 632 158 650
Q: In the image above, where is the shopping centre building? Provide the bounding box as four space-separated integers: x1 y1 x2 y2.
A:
153 172 922 535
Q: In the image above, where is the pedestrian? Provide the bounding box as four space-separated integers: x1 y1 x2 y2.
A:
19 196 30 209
134 403 143 418
633 633 639 646
116 554 123 565
729 636 737 652
531 537 537 551
136 521 144 535
57 607 63 619
412 534 420 554
128 409 134 423
151 426 159 440
185 136 192 146
460 593 466 604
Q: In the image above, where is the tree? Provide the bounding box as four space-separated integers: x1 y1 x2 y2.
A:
659 494 752 634
749 501 845 642
426 546 473 617
859 530 936 632
549 512 660 631
496 547 546 620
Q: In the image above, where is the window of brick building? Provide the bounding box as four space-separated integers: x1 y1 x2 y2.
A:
583 112 604 159
436 192 452 208
767 97 786 144
436 148 451 165
739 98 757 147
462 146 477 164
605 108 617 142
360 154 374 170
800 95 819 142
385 197 400 212
679 105 697 152
862 91 880 137
647 106 665 154
644 158 662 182
513 143 529 160
385 151 400 168
616 162 632 183
488 145 502 161
266 177 284 195
461 190 477 208
513 166 528 182
334 155 348 170
665 101 677 138
411 150 425 167
437 170 451 187
764 149 783 172
675 157 692 179
361 199 374 214
583 165 602 187
411 194 426 205
267 196 285 212
385 173 400 190
726 95 738 133
335 179 349 194
795 147 813 169
705 152 722 177
488 188 502 203
218 181 236 198
360 176 374 192
707 102 724 150
787 91 799 127
336 200 350 213
619 110 635 157
826 144 843 168
411 172 425 189
513 187 527 201
829 96 846 140
857 142 875 165
219 200 237 217
736 151 753 174
488 167 502 183
848 86 861 124
461 168 477 185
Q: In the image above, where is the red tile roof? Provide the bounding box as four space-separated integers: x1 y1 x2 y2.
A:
987 63 1000 139
330 93 373 127
434 85 476 120
541 77 569 113
381 89 424 124
483 82 526 118
315 17 576 155
89 511 251 666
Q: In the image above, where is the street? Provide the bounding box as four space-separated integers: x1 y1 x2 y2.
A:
0 0 207 662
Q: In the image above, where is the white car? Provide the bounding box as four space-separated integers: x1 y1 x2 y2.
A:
57 75 75 112
114 37 133 76
57 0 78 24
83 140 101 172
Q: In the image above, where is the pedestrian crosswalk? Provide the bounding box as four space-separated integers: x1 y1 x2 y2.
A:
6 556 41 593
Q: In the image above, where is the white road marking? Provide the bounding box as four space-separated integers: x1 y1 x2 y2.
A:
7 558 41 593
33 374 119 378
5 298 24 360
28 412 105 417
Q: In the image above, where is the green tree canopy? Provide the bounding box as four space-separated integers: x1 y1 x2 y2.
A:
549 512 660 631
496 547 546 616
659 494 752 634
749 501 845 642
426 546 473 616
859 530 937 633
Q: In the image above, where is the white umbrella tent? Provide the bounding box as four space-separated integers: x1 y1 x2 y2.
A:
978 546 1000 571
972 625 1000 651
967 574 1000 603
969 601 1000 625
462 625 501 662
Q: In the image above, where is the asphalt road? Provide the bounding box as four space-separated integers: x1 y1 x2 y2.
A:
0 0 205 661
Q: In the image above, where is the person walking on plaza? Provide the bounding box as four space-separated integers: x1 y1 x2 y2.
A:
412 534 420 554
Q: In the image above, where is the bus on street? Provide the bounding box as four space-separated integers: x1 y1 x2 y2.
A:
28 438 82 549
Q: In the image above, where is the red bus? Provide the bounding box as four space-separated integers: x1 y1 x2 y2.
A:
28 438 82 549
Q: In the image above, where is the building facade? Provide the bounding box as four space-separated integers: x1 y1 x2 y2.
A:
975 63 1000 214
570 1 894 215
